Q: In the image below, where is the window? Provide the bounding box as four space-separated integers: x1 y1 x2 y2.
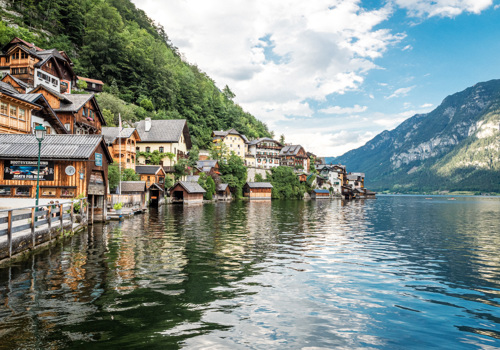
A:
136 147 140 151
159 147 164 153
92 83 96 88
0 102 7 115
127 158 130 163
15 187 30 196
41 188 57 197
9 105 16 117
21 52 28 59
0 187 12 196
146 147 151 152
61 188 75 197
18 108 25 121
46 127 51 134
65 123 70 131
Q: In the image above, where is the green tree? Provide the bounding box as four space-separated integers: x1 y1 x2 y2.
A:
268 166 304 199
219 153 247 198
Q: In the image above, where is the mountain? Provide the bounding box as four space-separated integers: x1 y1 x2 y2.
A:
0 0 271 147
330 79 500 193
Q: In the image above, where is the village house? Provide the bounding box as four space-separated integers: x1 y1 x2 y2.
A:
1 73 29 93
215 183 231 201
0 134 112 221
212 128 248 160
0 37 77 94
243 182 273 200
311 189 330 200
170 181 206 204
347 172 365 190
247 137 283 169
102 127 141 170
279 145 309 170
135 118 191 170
317 164 346 194
77 76 104 93
30 85 105 134
108 181 148 209
194 159 220 177
0 81 67 135
135 165 166 207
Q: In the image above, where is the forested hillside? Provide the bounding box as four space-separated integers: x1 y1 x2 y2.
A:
331 80 500 194
0 0 271 147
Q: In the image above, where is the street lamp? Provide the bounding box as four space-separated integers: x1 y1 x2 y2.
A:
34 125 47 210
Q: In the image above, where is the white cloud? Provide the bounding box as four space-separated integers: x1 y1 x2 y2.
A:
132 0 403 127
402 44 413 51
393 0 493 18
319 104 368 115
420 103 433 108
386 85 415 99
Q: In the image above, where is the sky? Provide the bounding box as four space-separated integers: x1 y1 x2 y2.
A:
132 0 500 157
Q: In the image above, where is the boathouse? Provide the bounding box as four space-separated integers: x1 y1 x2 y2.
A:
243 182 273 200
170 181 205 204
0 134 112 222
109 181 147 209
215 183 231 201
311 189 330 199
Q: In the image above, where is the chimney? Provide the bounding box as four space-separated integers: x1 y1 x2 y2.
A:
145 118 151 132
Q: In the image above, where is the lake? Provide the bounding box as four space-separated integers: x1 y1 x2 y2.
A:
0 195 499 349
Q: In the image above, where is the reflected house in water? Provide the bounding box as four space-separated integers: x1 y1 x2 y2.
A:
243 182 273 200
0 134 112 221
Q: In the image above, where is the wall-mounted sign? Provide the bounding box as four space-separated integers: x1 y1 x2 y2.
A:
65 165 76 176
95 153 102 167
4 160 54 181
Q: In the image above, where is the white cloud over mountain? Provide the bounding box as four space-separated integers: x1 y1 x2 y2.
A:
393 0 493 18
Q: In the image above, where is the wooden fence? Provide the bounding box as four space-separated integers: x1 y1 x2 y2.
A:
0 199 88 259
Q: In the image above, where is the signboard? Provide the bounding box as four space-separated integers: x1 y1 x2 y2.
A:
95 153 103 167
4 160 54 181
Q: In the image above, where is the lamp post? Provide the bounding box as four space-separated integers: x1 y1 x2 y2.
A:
34 125 47 210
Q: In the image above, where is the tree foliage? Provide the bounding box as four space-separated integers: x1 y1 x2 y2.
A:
268 166 305 199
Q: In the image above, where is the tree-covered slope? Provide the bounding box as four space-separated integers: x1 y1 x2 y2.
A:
331 79 500 193
0 0 271 147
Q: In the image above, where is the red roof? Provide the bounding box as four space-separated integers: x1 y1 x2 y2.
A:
77 76 104 85
10 37 43 51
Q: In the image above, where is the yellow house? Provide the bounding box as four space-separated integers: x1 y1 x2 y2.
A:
135 118 192 170
212 128 248 160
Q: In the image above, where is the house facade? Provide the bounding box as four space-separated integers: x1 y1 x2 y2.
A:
102 127 141 170
135 118 191 168
212 128 248 160
243 182 273 200
77 76 104 93
247 137 283 169
279 145 309 170
170 181 206 204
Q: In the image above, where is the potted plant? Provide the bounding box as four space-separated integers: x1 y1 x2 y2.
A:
113 202 123 214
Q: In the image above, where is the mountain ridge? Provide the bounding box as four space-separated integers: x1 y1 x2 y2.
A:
329 79 500 193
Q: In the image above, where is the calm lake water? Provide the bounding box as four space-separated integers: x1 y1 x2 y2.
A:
0 196 500 349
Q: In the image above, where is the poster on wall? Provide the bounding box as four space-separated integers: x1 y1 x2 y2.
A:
4 160 54 181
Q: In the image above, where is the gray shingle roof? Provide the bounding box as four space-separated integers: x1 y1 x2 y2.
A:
248 137 282 146
217 183 229 192
245 182 273 188
175 181 206 194
186 175 200 182
196 160 217 169
135 165 163 175
2 73 29 89
135 119 188 143
55 94 93 112
120 181 147 193
0 81 20 95
0 134 105 160
280 145 305 156
102 127 137 144
212 128 249 143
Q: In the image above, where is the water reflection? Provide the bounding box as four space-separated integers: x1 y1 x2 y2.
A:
0 196 498 349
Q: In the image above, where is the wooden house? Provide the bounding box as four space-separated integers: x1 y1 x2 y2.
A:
1 73 29 93
298 173 308 183
135 165 166 190
30 85 105 134
0 134 112 222
243 182 273 200
279 145 309 170
311 189 330 200
108 181 148 209
170 181 206 204
102 127 141 170
135 118 191 170
0 37 77 93
77 76 104 93
194 160 220 176
215 183 231 201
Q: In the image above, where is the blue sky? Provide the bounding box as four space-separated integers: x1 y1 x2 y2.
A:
133 0 500 156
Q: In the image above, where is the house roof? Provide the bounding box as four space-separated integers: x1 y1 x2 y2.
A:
120 181 147 193
135 119 191 147
1 73 29 89
280 145 306 156
313 189 330 194
30 85 71 103
212 128 249 142
135 165 164 175
245 182 273 189
0 81 21 95
77 76 104 85
173 181 206 194
24 94 68 134
0 134 111 161
248 137 283 146
196 160 217 169
186 175 200 182
216 183 229 192
347 174 364 181
102 127 139 144
55 94 93 112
